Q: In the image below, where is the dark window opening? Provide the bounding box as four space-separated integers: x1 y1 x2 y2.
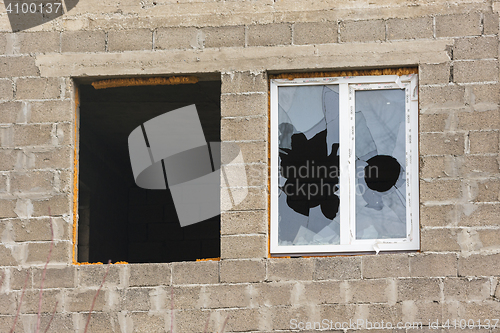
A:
77 78 221 263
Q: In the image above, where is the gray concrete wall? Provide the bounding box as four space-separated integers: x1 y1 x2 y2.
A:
0 0 499 331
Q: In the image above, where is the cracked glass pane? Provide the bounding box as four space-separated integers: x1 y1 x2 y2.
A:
355 89 407 239
278 85 340 246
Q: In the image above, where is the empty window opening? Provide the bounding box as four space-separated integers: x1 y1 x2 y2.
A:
77 78 221 263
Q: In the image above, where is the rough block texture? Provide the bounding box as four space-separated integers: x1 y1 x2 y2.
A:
293 22 338 45
247 24 292 46
107 29 153 52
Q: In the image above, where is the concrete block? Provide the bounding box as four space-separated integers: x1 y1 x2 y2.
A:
421 228 461 251
472 124 499 153
299 281 342 306
166 285 203 310
419 63 450 85
0 315 18 328
0 150 17 171
11 217 70 242
349 279 389 303
483 12 499 35
0 199 16 218
218 308 260 332
29 100 73 124
362 253 410 279
79 312 117 333
61 31 106 53
470 84 500 109
477 228 500 249
453 37 498 60
436 13 481 37
293 22 338 45
474 179 500 202
420 155 455 179
223 187 267 211
0 56 39 77
78 264 122 287
420 204 456 227
255 282 293 306
421 179 463 202
12 124 53 147
128 263 170 287
155 27 201 50
36 313 74 333
221 71 267 94
238 163 266 187
314 256 361 280
15 78 61 100
221 210 267 235
459 203 500 227
127 312 165 333
205 284 250 308
0 244 17 266
66 289 106 312
0 174 6 193
454 60 499 83
410 253 457 277
171 261 218 284
247 24 292 46
54 123 73 146
0 34 6 55
229 140 267 164
397 278 441 302
387 17 433 40
420 132 465 156
457 110 500 130
107 29 153 52
221 116 267 141
32 265 76 289
221 93 267 117
0 101 22 124
11 171 54 194
32 194 72 217
272 306 310 330
173 309 216 332
20 289 62 313
17 32 60 54
219 259 266 283
318 304 356 325
119 288 151 311
202 26 245 48
460 301 500 319
267 258 314 281
419 85 466 110
220 234 267 259
25 147 73 170
0 79 13 101
366 303 404 323
459 155 499 177
26 241 71 264
340 19 385 42
10 267 32 290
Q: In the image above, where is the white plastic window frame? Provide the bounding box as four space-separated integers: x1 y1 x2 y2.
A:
270 74 419 255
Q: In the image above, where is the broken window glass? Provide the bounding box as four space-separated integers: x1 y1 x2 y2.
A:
277 85 341 246
355 89 406 239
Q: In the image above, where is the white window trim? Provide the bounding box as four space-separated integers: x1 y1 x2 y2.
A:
270 74 419 255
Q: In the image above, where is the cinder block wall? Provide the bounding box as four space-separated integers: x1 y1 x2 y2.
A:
0 0 499 331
